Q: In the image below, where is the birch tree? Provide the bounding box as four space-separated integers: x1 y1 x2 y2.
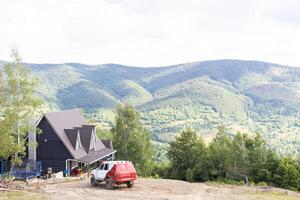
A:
0 49 42 174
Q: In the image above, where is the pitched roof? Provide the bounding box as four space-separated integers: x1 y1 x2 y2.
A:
38 109 114 161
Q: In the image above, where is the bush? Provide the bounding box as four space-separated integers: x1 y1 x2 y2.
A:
151 162 171 179
166 127 300 191
185 168 194 182
215 178 244 186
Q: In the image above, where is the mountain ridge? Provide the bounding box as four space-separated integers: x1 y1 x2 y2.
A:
0 59 299 156
1 58 298 69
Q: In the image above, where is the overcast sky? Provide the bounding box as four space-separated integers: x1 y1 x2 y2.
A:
0 0 299 67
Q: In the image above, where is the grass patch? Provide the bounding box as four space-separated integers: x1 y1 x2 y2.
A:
0 191 46 200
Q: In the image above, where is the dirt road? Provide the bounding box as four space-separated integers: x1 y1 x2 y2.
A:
44 178 300 200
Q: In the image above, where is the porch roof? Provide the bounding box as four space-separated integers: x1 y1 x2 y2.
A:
77 148 116 164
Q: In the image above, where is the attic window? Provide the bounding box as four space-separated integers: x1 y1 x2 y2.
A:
90 131 96 150
94 128 97 143
76 131 81 150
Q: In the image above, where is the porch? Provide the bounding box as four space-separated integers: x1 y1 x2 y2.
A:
65 150 116 176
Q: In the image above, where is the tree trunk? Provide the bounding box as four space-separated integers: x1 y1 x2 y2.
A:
8 154 17 176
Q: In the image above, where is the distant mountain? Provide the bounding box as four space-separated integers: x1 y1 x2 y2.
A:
1 59 299 155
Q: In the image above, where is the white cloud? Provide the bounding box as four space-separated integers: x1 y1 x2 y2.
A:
0 0 299 67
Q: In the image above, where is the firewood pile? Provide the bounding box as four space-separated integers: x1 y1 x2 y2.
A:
0 177 25 192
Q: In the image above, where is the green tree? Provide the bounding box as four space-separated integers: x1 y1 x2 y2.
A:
244 133 274 182
231 133 249 176
272 156 300 191
111 104 154 176
207 126 233 178
0 70 5 105
166 128 206 181
96 129 113 140
0 50 42 175
0 70 13 160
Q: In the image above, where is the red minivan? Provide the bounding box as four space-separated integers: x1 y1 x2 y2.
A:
91 161 137 189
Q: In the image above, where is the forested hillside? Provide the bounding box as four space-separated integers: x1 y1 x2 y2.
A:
1 59 299 156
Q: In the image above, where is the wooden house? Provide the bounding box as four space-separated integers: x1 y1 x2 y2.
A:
34 109 116 173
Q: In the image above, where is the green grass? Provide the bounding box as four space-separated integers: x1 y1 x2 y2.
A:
0 192 46 200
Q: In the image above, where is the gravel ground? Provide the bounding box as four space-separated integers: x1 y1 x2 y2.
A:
43 178 300 200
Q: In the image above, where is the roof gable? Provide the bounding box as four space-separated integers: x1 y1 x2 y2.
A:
75 127 93 153
65 129 78 149
75 126 106 153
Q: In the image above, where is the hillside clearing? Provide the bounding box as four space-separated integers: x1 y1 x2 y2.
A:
1 178 298 200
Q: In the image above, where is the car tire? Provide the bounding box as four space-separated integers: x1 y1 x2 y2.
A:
127 181 134 188
90 175 97 186
105 178 113 190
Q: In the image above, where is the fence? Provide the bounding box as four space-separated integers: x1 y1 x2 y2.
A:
0 159 42 180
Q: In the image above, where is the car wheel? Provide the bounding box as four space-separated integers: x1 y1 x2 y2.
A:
127 181 134 188
90 175 97 186
105 178 113 190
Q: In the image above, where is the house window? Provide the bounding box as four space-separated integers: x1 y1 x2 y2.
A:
94 129 97 143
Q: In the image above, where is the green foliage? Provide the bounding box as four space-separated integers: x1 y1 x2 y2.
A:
272 157 300 191
111 104 154 176
152 141 168 162
0 50 43 174
213 178 245 186
96 129 113 140
0 70 5 106
0 70 13 160
208 126 235 178
166 128 206 180
165 127 300 191
1 60 299 156
151 162 171 178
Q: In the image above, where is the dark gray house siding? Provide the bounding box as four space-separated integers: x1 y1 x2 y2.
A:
36 117 72 172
